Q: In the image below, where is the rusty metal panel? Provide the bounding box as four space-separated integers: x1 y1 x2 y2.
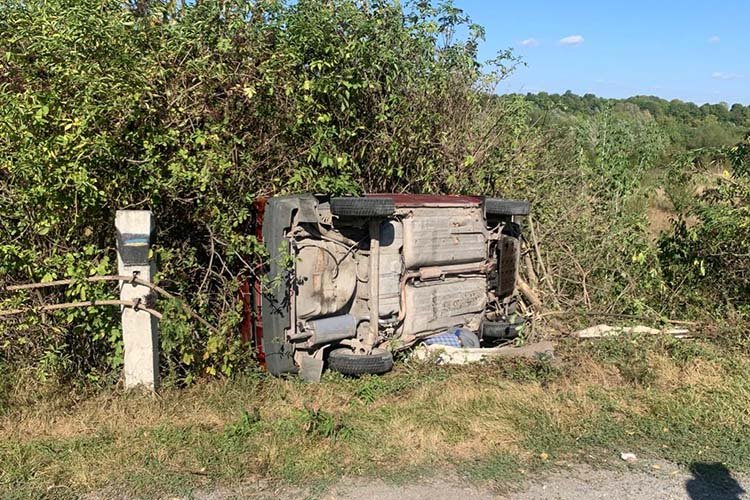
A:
402 207 486 269
295 242 357 319
402 276 486 336
497 235 519 298
366 193 483 207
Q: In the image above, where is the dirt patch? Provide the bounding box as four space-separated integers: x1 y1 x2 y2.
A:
647 188 676 239
507 462 748 500
144 462 749 499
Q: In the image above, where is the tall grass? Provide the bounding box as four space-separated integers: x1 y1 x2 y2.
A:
2 336 749 498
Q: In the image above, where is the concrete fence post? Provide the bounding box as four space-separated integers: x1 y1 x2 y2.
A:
115 210 160 390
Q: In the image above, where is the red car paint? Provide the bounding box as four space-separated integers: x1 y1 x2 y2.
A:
366 193 482 207
240 198 267 366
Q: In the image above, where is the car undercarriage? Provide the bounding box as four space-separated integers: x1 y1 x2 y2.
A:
258 194 529 380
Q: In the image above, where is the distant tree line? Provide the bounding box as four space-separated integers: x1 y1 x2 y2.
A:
518 91 750 151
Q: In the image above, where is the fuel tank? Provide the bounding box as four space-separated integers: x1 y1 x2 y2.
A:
295 241 357 319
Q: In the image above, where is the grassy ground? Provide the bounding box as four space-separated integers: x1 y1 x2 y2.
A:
1 335 749 499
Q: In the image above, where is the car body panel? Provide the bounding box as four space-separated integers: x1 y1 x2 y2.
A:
250 193 529 377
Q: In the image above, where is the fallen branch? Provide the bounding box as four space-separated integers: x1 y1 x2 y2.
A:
572 324 693 339
1 275 219 333
0 299 162 319
517 277 543 310
523 248 538 288
517 277 566 333
527 214 555 297
542 310 698 326
412 340 556 365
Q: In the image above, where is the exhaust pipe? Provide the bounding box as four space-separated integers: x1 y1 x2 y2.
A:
292 314 358 348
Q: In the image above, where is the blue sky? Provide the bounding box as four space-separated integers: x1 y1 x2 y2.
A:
454 0 750 105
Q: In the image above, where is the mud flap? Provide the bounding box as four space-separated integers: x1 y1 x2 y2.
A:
497 234 520 299
298 351 325 382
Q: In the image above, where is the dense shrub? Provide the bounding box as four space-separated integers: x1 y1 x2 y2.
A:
0 0 520 383
1 0 746 386
659 137 750 319
492 104 669 318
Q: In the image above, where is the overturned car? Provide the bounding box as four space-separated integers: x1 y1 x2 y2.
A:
253 194 529 381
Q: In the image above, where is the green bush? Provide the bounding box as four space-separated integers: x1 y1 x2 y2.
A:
494 103 669 317
2 0 746 388
0 0 519 383
659 137 750 321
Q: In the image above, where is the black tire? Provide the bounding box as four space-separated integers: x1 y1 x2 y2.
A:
484 198 530 217
327 347 394 376
481 320 523 340
330 197 395 218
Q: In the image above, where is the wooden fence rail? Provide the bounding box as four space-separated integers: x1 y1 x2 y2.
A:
1 274 217 334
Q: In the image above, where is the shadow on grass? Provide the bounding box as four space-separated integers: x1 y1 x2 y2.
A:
686 462 745 500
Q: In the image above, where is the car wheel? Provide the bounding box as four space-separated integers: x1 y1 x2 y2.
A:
330 197 395 218
484 198 530 217
481 320 523 340
327 347 394 376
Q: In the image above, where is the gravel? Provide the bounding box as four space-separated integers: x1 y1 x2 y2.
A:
197 461 748 500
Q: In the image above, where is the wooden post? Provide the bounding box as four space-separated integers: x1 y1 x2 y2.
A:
115 210 159 390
